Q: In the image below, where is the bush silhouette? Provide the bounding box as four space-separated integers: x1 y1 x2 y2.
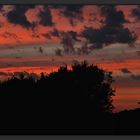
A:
1 61 140 134
0 61 115 133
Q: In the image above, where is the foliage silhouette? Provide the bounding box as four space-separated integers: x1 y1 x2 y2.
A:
0 61 116 133
0 61 115 109
1 60 137 134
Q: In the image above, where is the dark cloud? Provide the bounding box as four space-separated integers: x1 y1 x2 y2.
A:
32 33 40 38
6 5 35 29
132 6 140 20
7 64 13 67
131 74 140 80
31 26 41 38
6 5 53 29
61 32 75 54
0 5 4 15
77 41 90 55
0 5 8 16
82 26 136 47
42 28 61 39
42 33 52 39
49 30 81 55
55 48 63 56
62 5 84 26
38 6 53 26
0 5 3 8
50 28 60 37
0 72 13 77
0 5 3 11
120 68 132 74
136 51 140 55
60 31 79 54
2 32 20 40
0 72 8 76
100 5 126 27
77 42 103 55
51 29 92 55
38 47 44 54
15 56 22 59
68 31 79 41
53 5 84 26
0 31 21 43
0 22 3 28
81 5 137 51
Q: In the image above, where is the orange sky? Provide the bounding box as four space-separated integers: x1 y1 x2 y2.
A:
0 5 140 112
0 5 138 46
113 86 140 112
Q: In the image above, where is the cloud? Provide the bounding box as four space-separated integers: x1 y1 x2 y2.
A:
55 48 63 56
0 72 13 77
45 30 79 55
61 32 75 54
38 47 44 54
1 31 20 40
62 5 84 26
32 32 40 38
42 33 52 39
6 5 35 29
0 31 21 43
0 5 3 11
82 27 136 47
50 28 60 37
42 28 61 39
38 6 53 26
81 5 137 51
52 5 84 26
6 5 54 30
60 31 78 54
0 5 3 9
132 6 140 20
136 51 140 56
0 72 8 76
42 29 79 55
120 68 132 73
68 31 79 41
131 74 140 80
77 41 90 55
100 5 126 27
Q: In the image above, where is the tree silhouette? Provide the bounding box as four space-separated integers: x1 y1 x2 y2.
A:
47 61 115 113
0 61 116 134
1 61 140 134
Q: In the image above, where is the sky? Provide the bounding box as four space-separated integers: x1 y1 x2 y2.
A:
0 5 140 112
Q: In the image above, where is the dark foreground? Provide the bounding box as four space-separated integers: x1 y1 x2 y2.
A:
0 62 139 135
1 103 140 135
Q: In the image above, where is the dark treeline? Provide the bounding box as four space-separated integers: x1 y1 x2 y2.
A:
0 61 140 134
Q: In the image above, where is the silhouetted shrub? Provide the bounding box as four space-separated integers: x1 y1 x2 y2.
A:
0 61 115 133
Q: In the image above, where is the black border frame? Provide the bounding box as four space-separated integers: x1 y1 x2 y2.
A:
0 0 140 4
0 0 140 138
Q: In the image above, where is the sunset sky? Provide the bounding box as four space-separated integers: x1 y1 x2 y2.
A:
0 5 140 111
